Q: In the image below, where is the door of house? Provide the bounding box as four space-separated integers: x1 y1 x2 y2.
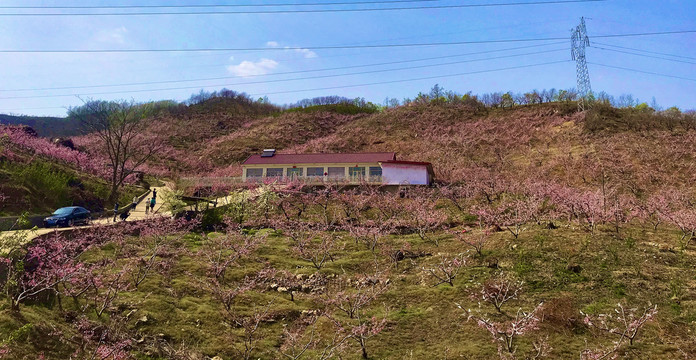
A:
287 168 303 179
349 167 365 181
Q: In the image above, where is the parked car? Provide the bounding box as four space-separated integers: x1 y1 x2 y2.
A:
43 206 91 228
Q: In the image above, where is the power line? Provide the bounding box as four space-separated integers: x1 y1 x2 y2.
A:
1 31 694 53
592 46 696 65
0 60 570 112
0 48 567 100
592 31 696 41
1 19 574 74
588 62 696 82
0 20 574 91
0 0 441 9
0 0 606 16
592 41 696 61
0 106 67 112
249 60 571 96
1 42 566 92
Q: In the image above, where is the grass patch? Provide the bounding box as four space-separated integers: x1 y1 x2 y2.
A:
1 223 695 358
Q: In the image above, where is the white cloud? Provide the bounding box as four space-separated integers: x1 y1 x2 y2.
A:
94 26 128 45
295 48 318 58
282 46 317 59
227 58 279 77
267 41 317 58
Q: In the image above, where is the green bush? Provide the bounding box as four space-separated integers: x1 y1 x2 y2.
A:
286 103 379 115
584 102 696 133
200 207 226 230
1 323 33 348
12 161 71 206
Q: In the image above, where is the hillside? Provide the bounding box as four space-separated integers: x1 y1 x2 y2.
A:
2 98 696 359
288 102 696 192
0 125 141 217
125 98 695 202
72 97 376 177
1 181 695 359
58 94 696 209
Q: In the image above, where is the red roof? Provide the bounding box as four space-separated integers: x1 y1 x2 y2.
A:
242 152 396 165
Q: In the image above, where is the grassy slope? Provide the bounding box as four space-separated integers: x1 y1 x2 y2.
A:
281 103 696 195
2 220 694 359
118 101 381 175
163 100 693 195
3 102 696 358
129 99 695 189
135 98 283 173
173 102 576 174
0 147 142 216
0 104 696 359
200 110 372 166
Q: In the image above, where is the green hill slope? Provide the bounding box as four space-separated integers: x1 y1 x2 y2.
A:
0 126 142 216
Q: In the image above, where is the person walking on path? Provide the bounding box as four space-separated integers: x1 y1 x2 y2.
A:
132 196 138 210
149 197 156 213
113 202 119 222
145 198 150 215
152 188 157 200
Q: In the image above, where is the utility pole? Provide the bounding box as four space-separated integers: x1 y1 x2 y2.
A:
571 17 592 111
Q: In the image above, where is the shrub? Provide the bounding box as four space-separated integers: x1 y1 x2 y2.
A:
199 207 226 231
541 296 580 329
11 161 71 206
584 102 696 133
286 102 379 115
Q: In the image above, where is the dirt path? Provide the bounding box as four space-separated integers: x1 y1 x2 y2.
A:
127 185 168 220
0 186 170 246
0 183 272 249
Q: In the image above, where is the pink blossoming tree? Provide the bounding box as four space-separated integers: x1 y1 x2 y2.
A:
464 303 545 358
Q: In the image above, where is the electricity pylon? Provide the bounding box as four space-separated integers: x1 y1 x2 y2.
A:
571 17 592 111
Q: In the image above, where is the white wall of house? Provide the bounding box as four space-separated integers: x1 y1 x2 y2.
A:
381 164 430 185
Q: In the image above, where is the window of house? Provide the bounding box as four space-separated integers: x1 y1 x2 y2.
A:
307 167 324 177
246 168 263 177
327 167 345 178
369 166 382 177
287 168 303 177
349 167 366 178
266 168 283 177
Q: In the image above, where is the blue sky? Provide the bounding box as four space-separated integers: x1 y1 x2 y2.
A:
0 0 694 117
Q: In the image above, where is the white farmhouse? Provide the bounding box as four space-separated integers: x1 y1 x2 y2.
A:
241 150 434 185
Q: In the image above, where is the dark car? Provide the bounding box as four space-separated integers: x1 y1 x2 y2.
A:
43 206 91 228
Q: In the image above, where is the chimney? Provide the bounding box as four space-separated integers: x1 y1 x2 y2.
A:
261 149 276 157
